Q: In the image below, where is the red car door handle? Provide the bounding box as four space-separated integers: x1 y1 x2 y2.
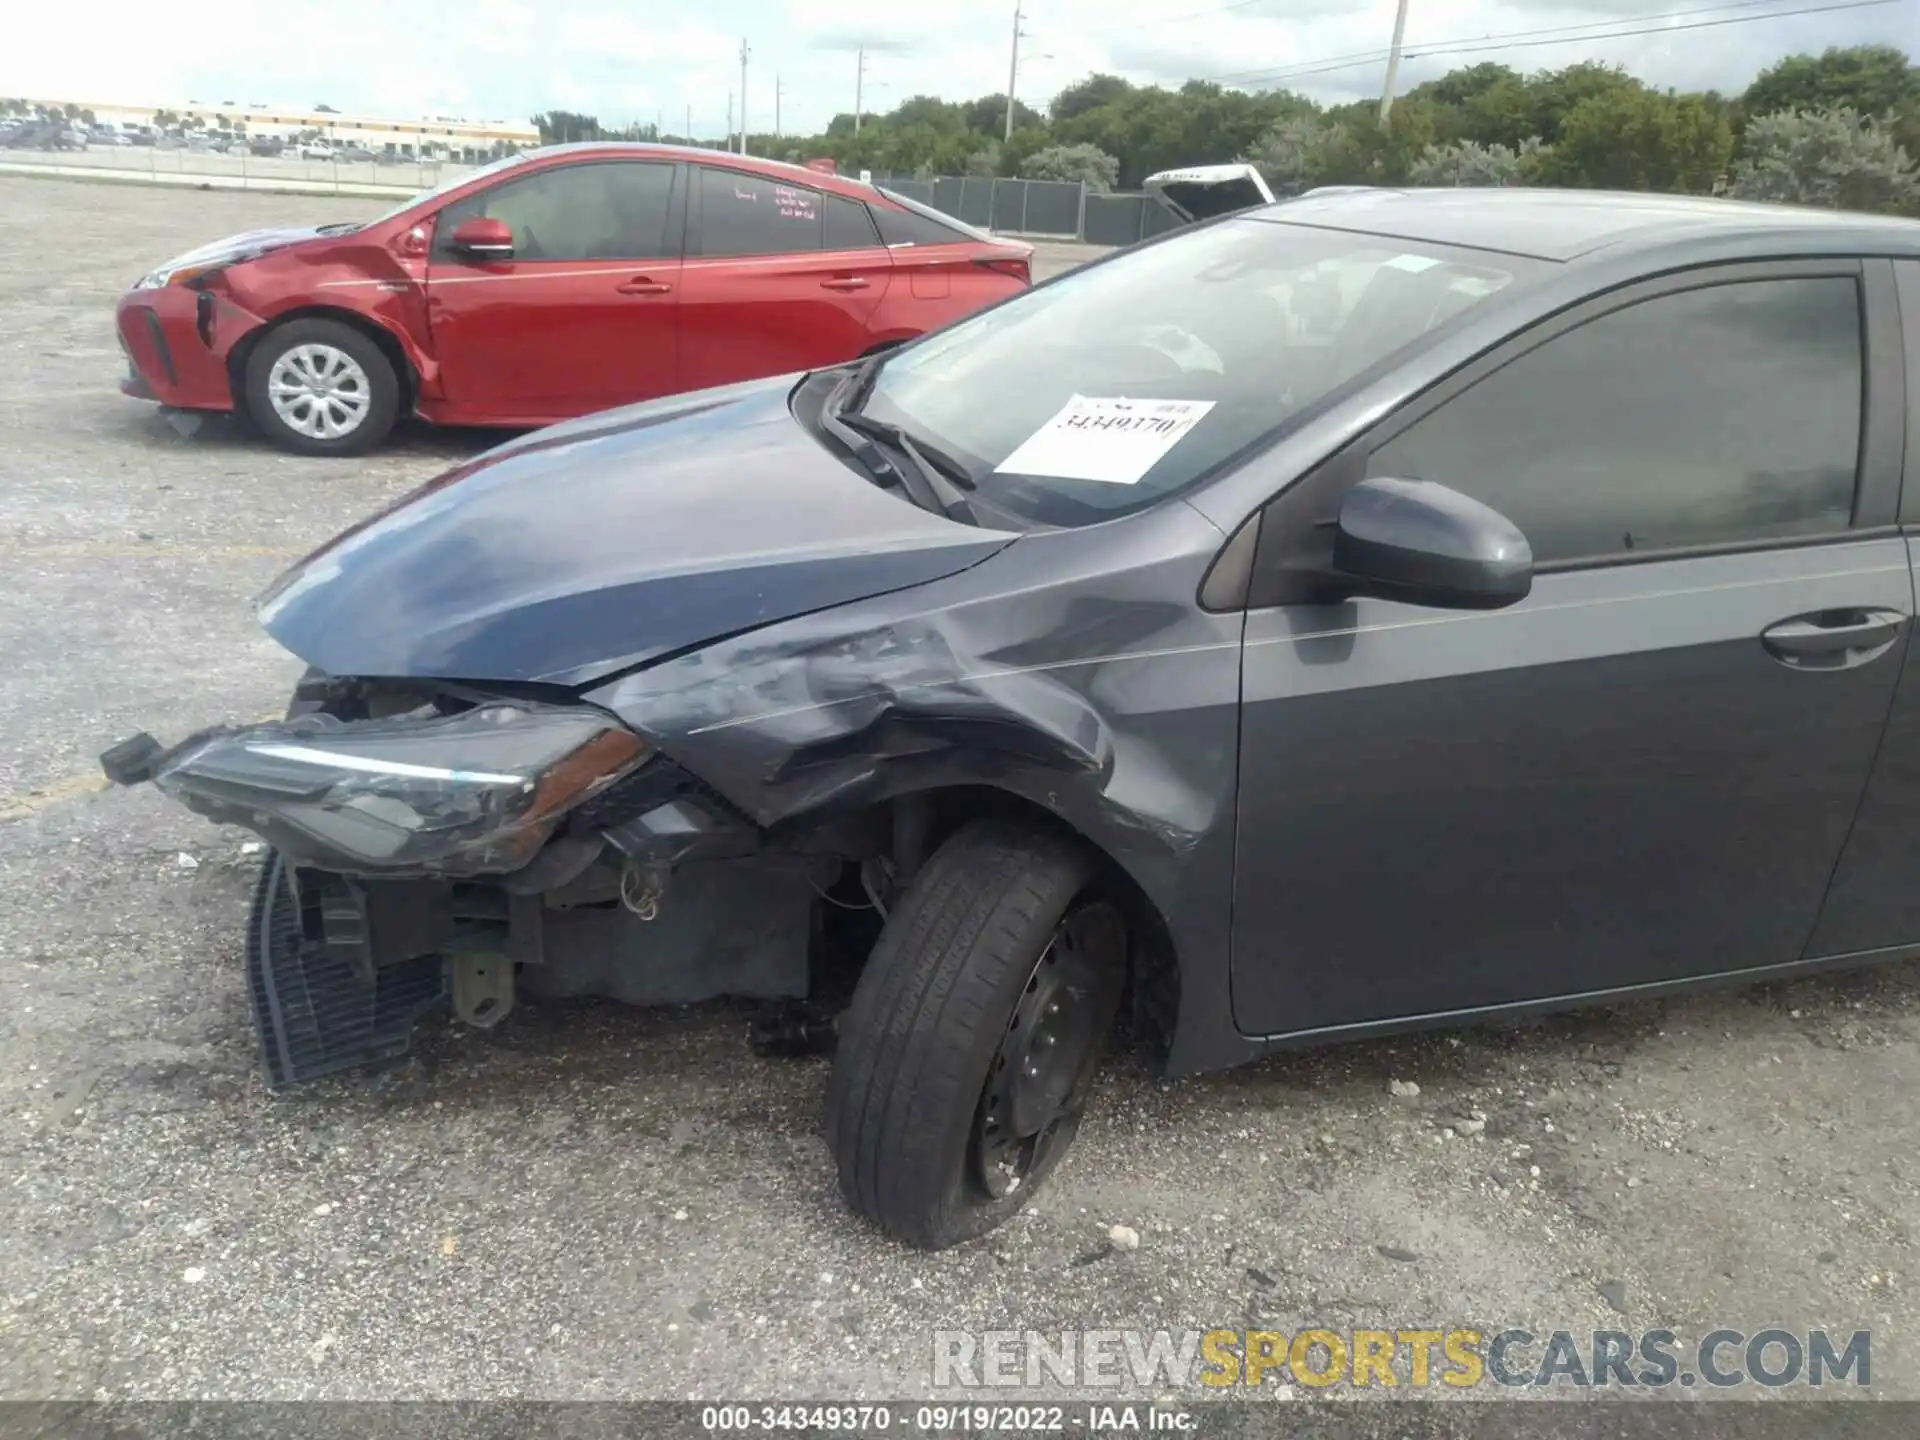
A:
820 277 870 291
616 278 673 295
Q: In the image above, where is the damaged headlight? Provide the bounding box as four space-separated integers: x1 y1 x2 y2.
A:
146 703 649 877
133 262 222 290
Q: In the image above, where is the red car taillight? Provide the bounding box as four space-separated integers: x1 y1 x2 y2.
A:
974 256 1031 284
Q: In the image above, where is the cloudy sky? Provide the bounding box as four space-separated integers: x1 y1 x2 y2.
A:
2 0 1911 137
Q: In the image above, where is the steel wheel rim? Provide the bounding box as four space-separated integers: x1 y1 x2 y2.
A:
268 343 371 440
973 901 1125 1200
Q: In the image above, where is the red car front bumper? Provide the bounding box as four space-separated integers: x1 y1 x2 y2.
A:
115 285 263 413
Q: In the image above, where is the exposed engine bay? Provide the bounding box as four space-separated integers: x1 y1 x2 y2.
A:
103 675 911 1085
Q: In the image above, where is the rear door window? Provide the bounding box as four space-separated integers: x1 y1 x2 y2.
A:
695 168 827 257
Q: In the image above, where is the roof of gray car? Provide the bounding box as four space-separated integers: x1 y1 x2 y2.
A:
1251 186 1920 262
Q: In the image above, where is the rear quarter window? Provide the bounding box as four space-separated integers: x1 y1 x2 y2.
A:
872 201 972 248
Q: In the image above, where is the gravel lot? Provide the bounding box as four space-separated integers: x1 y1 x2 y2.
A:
3 172 1919 1415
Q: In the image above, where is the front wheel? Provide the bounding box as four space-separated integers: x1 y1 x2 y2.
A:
826 818 1127 1248
243 318 399 456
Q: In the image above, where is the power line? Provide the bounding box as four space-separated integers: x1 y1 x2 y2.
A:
738 37 750 155
1205 0 1906 89
1202 0 1830 84
855 45 867 134
1007 1 1034 141
1378 0 1411 124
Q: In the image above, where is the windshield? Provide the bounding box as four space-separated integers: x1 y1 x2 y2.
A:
858 216 1544 527
368 150 539 224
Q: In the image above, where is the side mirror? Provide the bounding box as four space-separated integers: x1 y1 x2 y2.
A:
1332 476 1532 611
449 216 514 260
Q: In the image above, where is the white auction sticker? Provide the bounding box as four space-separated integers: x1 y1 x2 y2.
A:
994 395 1216 485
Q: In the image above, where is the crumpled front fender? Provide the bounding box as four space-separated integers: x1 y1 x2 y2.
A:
585 499 1259 1075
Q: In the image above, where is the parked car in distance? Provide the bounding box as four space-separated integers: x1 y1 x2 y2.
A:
6 121 82 150
115 142 1035 454
338 145 379 163
299 141 336 161
106 189 1920 1247
1143 161 1275 221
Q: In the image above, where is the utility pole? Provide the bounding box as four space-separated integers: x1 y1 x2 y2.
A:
854 46 866 135
685 103 692 145
1378 0 1411 127
1003 1 1028 143
726 91 733 152
775 74 782 139
738 37 750 154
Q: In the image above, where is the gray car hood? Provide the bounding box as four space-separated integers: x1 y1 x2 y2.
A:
257 376 1018 687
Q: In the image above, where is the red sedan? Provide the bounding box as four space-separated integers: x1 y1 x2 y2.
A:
115 143 1034 455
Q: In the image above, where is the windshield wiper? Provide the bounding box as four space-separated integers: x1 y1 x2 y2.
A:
817 407 959 520
837 414 980 525
836 414 976 492
815 362 980 521
839 349 889 416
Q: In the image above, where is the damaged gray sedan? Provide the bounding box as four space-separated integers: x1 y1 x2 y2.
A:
106 187 1920 1247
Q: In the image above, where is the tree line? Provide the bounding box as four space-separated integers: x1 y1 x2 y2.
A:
538 43 1918 215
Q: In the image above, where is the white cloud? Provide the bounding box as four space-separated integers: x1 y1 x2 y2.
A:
1 0 1910 137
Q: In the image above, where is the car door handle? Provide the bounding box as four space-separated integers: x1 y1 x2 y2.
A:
615 278 673 295
1761 609 1906 666
820 277 870 291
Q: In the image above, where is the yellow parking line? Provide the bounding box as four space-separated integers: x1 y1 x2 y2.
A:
0 772 110 822
1 713 281 823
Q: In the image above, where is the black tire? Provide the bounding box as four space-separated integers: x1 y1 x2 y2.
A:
827 818 1126 1248
243 317 399 456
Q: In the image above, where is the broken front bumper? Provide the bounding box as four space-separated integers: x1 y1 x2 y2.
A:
114 285 262 412
105 705 822 1086
244 844 821 1086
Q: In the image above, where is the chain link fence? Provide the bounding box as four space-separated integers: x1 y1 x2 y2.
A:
870 173 1188 247
0 143 464 196
5 148 1188 244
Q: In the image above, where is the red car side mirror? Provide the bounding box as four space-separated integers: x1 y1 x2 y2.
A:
448 216 514 260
